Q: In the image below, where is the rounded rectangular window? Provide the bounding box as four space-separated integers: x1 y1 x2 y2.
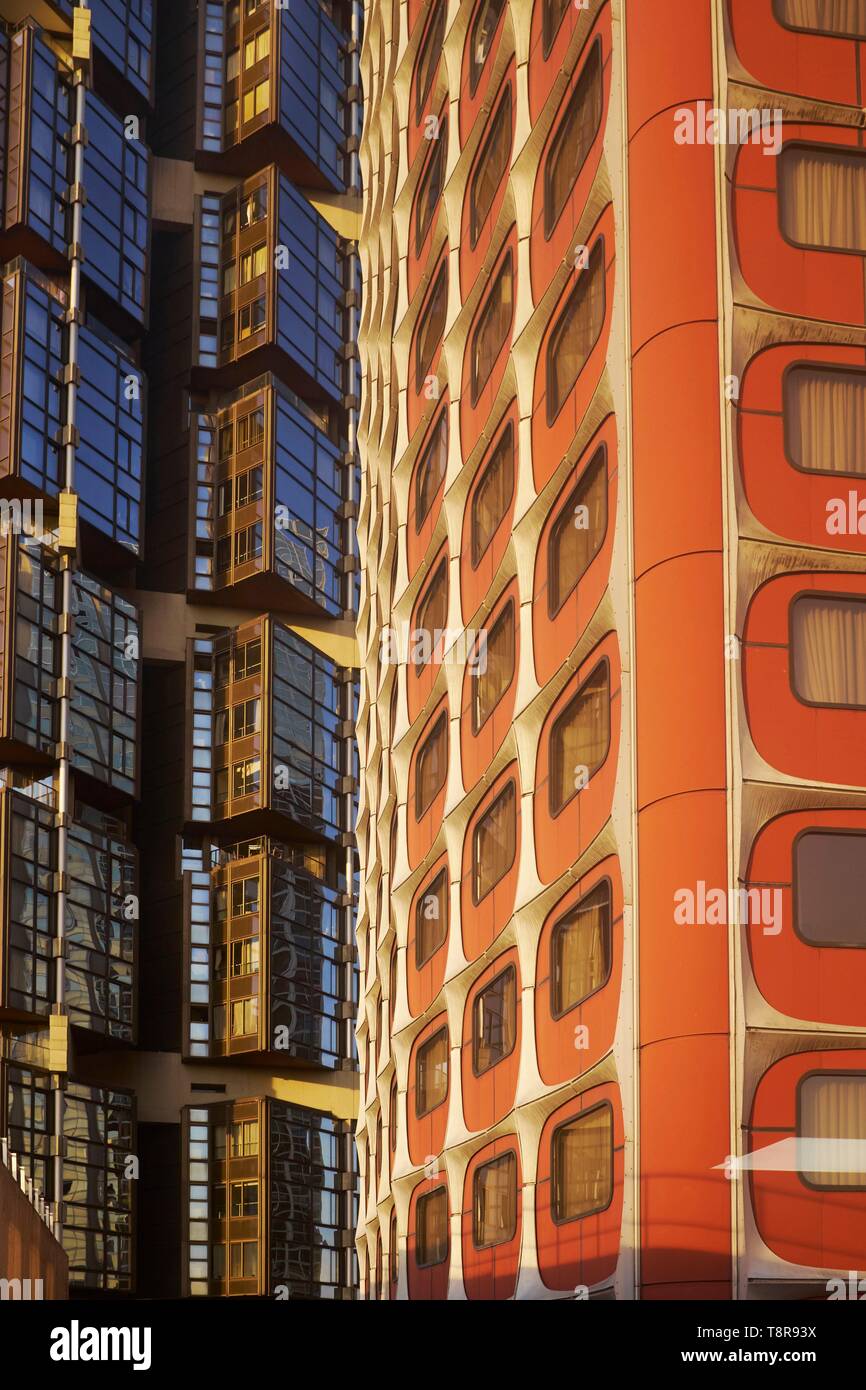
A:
471 252 513 405
415 712 448 819
549 660 610 815
416 125 448 257
416 1185 449 1266
415 411 449 531
552 1102 614 1222
416 263 448 389
469 0 506 93
795 829 866 946
548 446 607 615
472 599 515 731
472 964 517 1074
470 85 512 248
472 780 516 903
471 422 515 567
546 241 605 425
798 1072 866 1188
472 1151 517 1248
413 561 448 669
783 364 866 477
542 0 570 58
416 867 449 967
415 0 446 123
415 1026 449 1116
780 144 866 253
551 879 612 1016
774 0 866 39
544 39 603 238
791 594 866 707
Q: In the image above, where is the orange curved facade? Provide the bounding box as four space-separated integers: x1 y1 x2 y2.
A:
356 0 866 1301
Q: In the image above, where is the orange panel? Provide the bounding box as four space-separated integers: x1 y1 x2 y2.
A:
407 1013 450 1166
728 0 860 107
533 633 621 885
531 415 618 687
531 206 616 491
637 792 730 1047
631 325 723 580
529 12 613 306
534 856 624 1088
406 699 449 871
749 1049 866 1272
406 852 450 1019
459 68 516 300
460 948 521 1132
458 0 510 148
407 1176 451 1300
628 112 718 354
407 545 449 725
743 572 866 785
460 399 519 626
731 125 866 327
459 228 518 462
639 1034 732 1293
748 810 866 1028
460 578 520 793
634 555 727 810
625 0 713 139
535 1083 623 1292
461 1136 522 1300
739 343 866 554
460 762 521 961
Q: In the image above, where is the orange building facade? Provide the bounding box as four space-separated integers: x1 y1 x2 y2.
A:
356 0 866 1299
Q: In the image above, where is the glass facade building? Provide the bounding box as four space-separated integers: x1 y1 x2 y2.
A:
0 0 361 1300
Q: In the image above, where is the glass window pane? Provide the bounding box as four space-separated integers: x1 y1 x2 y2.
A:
553 1104 613 1221
784 365 866 476
549 662 610 815
548 448 607 614
799 1073 866 1187
552 881 612 1015
791 595 866 706
546 241 605 423
795 831 866 945
473 781 516 902
780 144 866 252
472 1152 517 1248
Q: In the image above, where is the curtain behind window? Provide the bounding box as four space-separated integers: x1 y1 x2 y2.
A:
550 662 610 813
553 882 611 1014
792 595 866 705
474 1153 517 1246
473 601 514 729
547 244 605 422
473 781 516 900
800 1074 866 1187
549 449 607 613
474 967 516 1072
778 0 866 36
780 145 866 251
554 1105 613 1220
471 425 514 565
545 42 603 235
786 366 866 475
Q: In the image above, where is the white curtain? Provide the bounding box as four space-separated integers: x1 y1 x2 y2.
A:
800 1074 866 1187
551 663 610 812
554 884 610 1013
792 596 866 705
780 145 866 251
787 367 866 474
779 0 866 37
554 1105 613 1220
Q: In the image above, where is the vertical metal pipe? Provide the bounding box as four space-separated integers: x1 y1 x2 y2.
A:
52 38 88 1234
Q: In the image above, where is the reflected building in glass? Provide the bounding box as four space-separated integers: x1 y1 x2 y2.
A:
0 0 361 1300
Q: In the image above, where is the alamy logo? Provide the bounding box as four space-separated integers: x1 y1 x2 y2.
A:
0 1277 43 1300
674 101 783 156
673 881 782 936
49 1321 152 1372
0 498 50 542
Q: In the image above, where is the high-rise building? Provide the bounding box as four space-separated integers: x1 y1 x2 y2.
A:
0 0 362 1300
356 0 866 1300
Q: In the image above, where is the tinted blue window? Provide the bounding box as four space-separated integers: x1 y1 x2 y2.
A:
89 0 154 100
276 176 342 399
273 392 342 614
278 0 346 191
81 92 150 324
